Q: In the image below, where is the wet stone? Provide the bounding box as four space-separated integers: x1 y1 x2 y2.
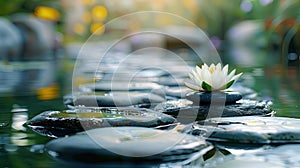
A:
27 107 176 137
64 92 165 108
186 92 242 105
154 99 274 122
101 68 169 79
79 82 164 92
157 76 186 87
45 127 214 166
165 87 191 99
210 144 300 168
135 68 169 78
209 157 283 168
190 116 300 144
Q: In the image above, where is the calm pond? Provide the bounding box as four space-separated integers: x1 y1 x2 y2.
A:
0 50 299 167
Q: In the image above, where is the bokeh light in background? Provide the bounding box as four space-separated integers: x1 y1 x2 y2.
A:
240 0 253 12
90 22 105 35
58 0 299 50
73 23 86 35
34 6 60 21
92 5 107 20
62 0 108 38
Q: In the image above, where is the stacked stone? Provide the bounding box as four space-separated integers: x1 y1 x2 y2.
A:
27 53 300 167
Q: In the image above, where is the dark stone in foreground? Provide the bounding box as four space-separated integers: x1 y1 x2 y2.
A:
190 116 300 144
186 92 242 105
45 127 213 166
210 144 300 167
27 108 176 137
154 99 274 122
64 92 165 108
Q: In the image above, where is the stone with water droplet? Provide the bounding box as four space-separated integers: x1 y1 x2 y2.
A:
27 107 176 137
154 99 274 122
64 92 165 108
79 82 164 92
189 116 300 144
186 92 242 105
45 127 214 166
209 144 300 168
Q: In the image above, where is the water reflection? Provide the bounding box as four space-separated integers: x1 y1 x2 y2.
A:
30 144 45 153
11 105 28 131
4 143 18 152
0 98 66 167
234 64 300 118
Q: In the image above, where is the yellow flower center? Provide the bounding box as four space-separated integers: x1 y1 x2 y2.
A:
209 66 215 73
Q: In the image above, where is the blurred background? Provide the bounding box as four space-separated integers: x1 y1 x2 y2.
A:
0 0 299 111
0 0 300 167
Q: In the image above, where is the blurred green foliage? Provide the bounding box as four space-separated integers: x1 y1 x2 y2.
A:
194 0 299 39
0 0 26 15
0 0 62 16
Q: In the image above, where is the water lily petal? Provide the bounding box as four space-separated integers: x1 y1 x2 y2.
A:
209 64 216 74
191 70 202 85
210 68 218 88
202 63 209 70
230 72 243 82
227 69 236 82
212 69 225 90
202 68 212 85
222 64 229 76
195 66 203 79
215 64 229 89
193 67 201 81
216 63 222 72
184 82 203 91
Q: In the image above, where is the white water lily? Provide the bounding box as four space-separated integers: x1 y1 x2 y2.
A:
184 63 242 92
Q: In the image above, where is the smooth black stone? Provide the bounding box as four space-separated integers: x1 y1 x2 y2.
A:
208 145 300 167
135 68 169 78
157 76 186 87
101 68 168 78
45 127 213 166
231 144 300 167
210 157 282 168
64 92 165 108
189 116 300 144
27 107 176 137
79 82 164 92
165 87 190 99
154 99 274 122
186 92 242 105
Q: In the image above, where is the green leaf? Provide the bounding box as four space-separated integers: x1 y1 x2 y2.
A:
225 80 235 89
202 81 212 91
